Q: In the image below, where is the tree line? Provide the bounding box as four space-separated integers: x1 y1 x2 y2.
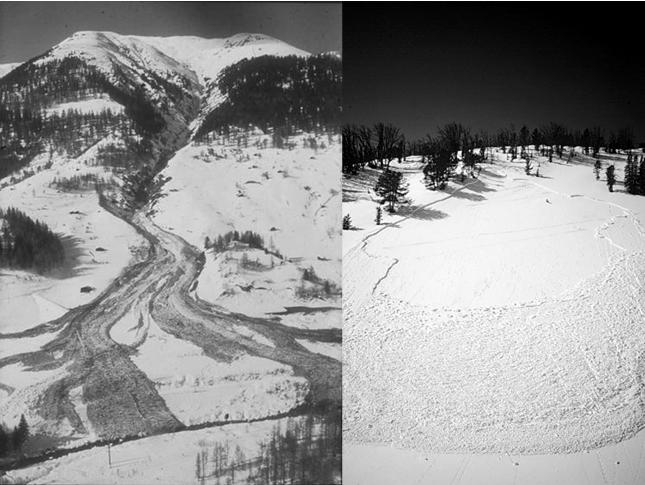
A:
343 121 643 218
343 121 639 176
0 207 65 273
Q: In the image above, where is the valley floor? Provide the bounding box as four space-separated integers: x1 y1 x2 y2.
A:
343 149 645 482
0 135 341 483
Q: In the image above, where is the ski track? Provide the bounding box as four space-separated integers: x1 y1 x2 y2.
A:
344 159 645 455
360 178 483 297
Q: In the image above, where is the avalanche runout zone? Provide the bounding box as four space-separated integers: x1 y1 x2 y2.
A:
344 167 645 455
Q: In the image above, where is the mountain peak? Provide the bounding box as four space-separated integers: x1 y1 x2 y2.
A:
48 30 308 84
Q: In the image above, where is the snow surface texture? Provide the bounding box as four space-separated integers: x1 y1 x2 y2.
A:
130 314 308 425
343 150 645 454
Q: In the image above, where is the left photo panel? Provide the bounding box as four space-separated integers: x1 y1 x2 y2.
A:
0 2 342 483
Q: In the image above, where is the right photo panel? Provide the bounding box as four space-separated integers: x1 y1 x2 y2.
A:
342 3 645 484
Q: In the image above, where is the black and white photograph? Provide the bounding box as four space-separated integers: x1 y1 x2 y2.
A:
342 3 645 484
0 2 341 483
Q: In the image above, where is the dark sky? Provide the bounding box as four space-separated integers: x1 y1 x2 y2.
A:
0 2 341 63
343 3 645 142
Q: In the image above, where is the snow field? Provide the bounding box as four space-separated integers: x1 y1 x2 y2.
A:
130 315 309 425
153 134 341 326
6 416 306 484
0 152 145 333
343 151 645 454
345 429 645 485
45 94 124 116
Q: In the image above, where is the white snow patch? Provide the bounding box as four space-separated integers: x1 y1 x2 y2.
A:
131 316 308 425
46 95 124 116
0 62 21 78
0 325 66 360
68 385 98 440
296 339 341 361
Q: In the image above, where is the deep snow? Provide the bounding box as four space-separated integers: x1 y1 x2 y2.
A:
343 149 645 456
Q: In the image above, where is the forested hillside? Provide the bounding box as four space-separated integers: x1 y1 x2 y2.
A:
195 54 342 139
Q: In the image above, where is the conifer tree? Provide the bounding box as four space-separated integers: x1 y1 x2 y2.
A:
624 153 640 194
606 165 616 192
342 214 352 230
375 205 382 225
15 414 29 452
375 169 408 212
594 159 602 180
639 156 645 195
0 425 8 457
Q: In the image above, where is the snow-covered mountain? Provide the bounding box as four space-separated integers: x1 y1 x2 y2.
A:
0 62 21 78
33 31 309 131
0 29 341 461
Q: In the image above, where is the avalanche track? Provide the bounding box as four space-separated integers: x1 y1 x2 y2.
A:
0 199 341 447
343 158 645 455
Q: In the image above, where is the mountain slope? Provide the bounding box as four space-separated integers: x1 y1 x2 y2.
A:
0 30 341 465
0 62 21 79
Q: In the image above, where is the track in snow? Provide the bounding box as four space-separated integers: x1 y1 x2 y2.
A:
344 159 645 454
